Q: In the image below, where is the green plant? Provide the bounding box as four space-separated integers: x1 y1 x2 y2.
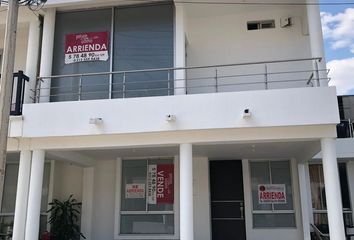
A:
47 195 86 240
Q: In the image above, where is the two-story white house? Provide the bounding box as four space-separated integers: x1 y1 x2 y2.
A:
0 0 352 240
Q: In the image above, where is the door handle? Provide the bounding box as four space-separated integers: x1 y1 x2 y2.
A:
240 202 244 219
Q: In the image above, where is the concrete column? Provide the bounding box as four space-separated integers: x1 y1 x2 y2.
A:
180 143 194 240
39 8 56 103
25 150 45 240
298 162 312 240
81 167 94 240
24 19 41 104
306 0 328 87
174 3 186 95
321 138 346 240
12 151 32 240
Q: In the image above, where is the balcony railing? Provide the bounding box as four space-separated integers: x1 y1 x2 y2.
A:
33 57 328 103
0 71 30 116
337 120 354 138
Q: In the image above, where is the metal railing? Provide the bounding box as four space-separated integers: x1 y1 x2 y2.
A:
2 71 30 116
33 57 328 103
337 119 354 138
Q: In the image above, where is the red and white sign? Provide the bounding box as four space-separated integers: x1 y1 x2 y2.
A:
258 184 287 204
125 184 145 199
147 164 174 204
65 31 109 64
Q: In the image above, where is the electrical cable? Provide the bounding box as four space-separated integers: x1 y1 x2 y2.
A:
101 0 354 6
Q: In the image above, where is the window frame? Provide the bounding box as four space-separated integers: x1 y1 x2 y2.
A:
0 161 52 236
114 157 180 240
249 159 297 229
309 162 353 227
247 20 276 31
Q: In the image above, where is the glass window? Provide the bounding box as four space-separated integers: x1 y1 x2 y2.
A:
0 162 51 236
250 160 296 228
120 158 174 235
52 9 112 102
247 20 275 30
51 3 174 102
309 163 352 228
113 3 174 98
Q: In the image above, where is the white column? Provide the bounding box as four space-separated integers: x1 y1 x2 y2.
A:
306 0 328 87
180 143 194 240
25 150 45 240
298 162 312 240
12 151 32 240
321 138 346 240
39 8 56 103
174 4 186 95
347 161 354 226
24 19 41 104
81 167 94 240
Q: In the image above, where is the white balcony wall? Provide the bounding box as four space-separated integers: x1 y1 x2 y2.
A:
184 4 312 93
22 87 339 138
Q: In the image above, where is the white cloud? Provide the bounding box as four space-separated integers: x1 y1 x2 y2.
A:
321 8 354 52
328 58 354 95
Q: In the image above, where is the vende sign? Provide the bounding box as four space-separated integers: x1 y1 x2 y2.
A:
147 164 174 204
258 184 287 204
65 31 109 64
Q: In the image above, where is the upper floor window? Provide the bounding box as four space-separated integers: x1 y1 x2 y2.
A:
247 20 275 31
51 3 174 102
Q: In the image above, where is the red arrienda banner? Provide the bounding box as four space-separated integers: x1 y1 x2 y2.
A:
258 184 287 204
148 164 174 204
64 31 109 64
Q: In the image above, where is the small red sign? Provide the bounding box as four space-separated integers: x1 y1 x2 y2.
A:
258 184 287 204
64 31 109 64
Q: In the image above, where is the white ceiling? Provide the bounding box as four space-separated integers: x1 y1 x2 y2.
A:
68 140 320 162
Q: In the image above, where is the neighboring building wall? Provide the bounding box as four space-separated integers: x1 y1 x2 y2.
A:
0 24 29 72
339 95 354 120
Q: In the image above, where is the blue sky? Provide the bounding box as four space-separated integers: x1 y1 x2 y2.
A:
319 1 354 95
321 3 351 61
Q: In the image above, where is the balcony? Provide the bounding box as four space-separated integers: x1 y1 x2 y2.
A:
32 58 328 103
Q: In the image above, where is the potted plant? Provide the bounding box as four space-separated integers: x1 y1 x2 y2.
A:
47 195 86 240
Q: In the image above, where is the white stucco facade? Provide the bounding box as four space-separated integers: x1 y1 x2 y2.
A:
0 1 352 240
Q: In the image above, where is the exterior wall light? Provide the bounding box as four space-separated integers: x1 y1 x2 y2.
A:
89 117 103 125
243 109 251 118
166 114 176 122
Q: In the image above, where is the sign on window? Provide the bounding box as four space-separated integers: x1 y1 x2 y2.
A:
125 184 145 199
147 164 174 204
258 184 287 204
65 31 109 64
